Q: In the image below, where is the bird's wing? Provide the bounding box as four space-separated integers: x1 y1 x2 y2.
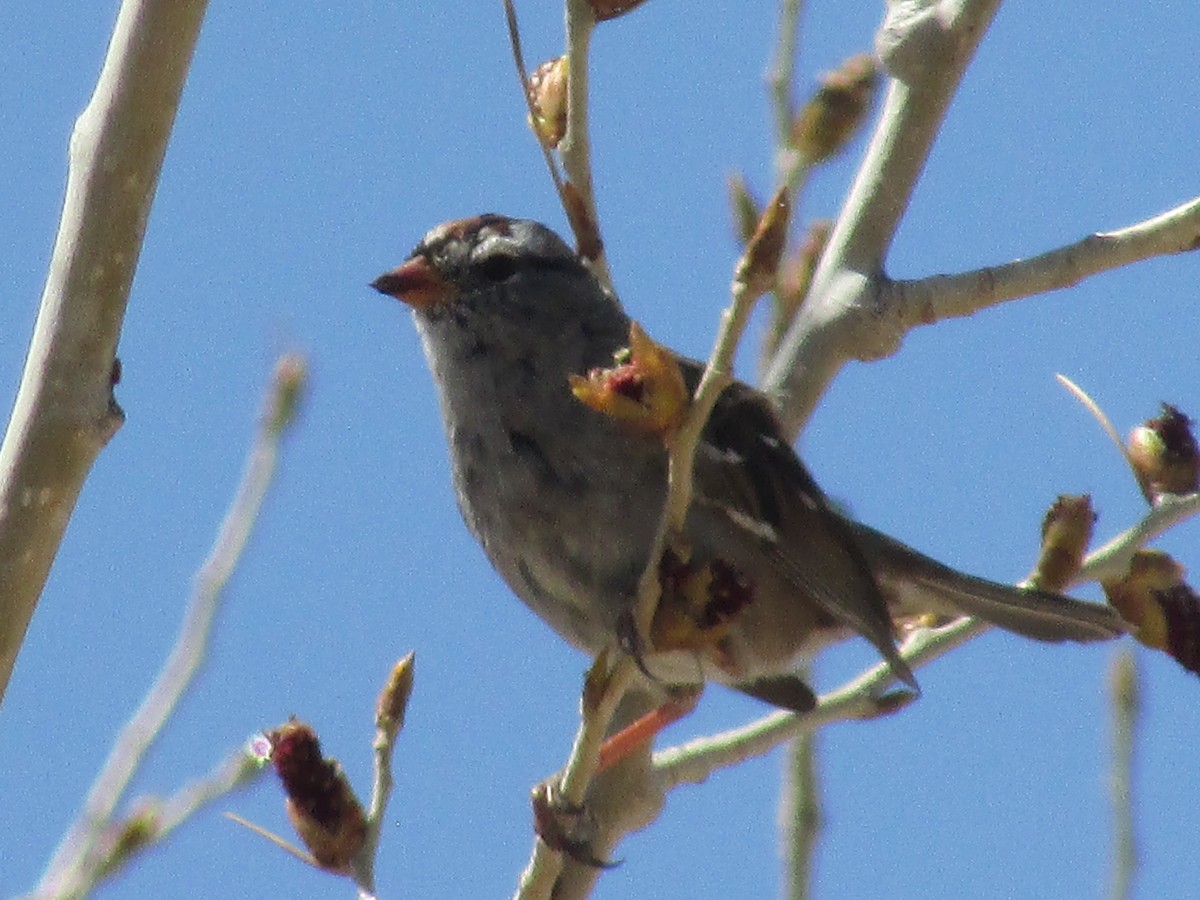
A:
690 373 918 690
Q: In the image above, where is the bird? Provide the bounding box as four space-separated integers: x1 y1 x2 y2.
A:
371 213 1125 712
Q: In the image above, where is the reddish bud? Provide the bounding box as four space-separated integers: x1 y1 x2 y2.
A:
1127 403 1199 501
1156 583 1200 676
269 720 366 871
651 544 755 676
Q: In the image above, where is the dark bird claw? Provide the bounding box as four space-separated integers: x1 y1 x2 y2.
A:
530 782 621 869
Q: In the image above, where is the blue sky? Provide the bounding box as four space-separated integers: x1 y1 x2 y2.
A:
2 2 1199 898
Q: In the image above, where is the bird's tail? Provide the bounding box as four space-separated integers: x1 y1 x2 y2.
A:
852 523 1126 643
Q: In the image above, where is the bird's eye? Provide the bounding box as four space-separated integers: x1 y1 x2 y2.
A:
477 254 520 283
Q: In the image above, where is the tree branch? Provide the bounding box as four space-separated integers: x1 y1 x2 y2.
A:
514 656 638 899
1079 492 1200 584
891 196 1200 328
655 618 973 790
509 0 1198 892
763 0 1002 436
52 748 266 895
0 0 209 706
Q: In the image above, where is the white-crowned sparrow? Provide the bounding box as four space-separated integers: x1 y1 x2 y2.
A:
372 214 1124 710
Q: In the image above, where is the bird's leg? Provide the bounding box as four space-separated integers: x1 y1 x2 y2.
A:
596 686 702 771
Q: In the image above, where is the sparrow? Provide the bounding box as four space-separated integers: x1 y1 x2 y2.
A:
372 214 1124 711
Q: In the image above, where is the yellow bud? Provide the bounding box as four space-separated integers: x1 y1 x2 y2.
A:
734 186 790 297
789 53 879 164
527 56 569 149
1102 550 1186 651
570 322 689 437
375 652 415 740
1031 494 1095 592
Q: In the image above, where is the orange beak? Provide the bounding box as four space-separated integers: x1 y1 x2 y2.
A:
371 256 451 308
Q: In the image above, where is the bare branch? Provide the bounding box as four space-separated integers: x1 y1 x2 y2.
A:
764 0 1002 436
892 196 1200 328
509 0 1199 890
762 4 1200 444
0 0 209 706
66 749 267 892
514 657 638 899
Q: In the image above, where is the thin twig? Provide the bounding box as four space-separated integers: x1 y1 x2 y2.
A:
1108 650 1139 900
558 0 613 289
36 354 306 897
76 749 267 888
514 655 637 900
353 653 415 899
560 659 638 806
1079 492 1200 584
779 666 820 900
628 275 767 639
502 0 569 205
767 0 803 152
1055 374 1134 469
